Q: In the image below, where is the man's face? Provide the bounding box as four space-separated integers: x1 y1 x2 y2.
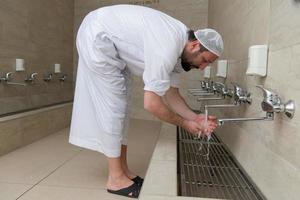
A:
181 42 218 71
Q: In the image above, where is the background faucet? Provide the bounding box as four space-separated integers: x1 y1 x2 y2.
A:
188 80 215 96
25 72 38 83
0 72 13 82
214 82 233 97
203 83 251 116
59 74 67 82
233 84 252 105
0 72 27 86
197 82 235 101
43 73 53 82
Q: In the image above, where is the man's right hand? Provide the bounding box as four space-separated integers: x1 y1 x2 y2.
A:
181 119 202 134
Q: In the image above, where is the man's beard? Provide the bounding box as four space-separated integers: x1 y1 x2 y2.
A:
181 59 192 72
181 50 199 72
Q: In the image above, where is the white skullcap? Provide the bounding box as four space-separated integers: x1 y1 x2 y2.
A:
194 28 224 57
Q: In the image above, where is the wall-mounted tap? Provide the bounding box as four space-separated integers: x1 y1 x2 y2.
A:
204 81 215 93
218 112 274 126
203 84 252 117
0 72 27 86
25 72 38 83
233 84 252 105
214 82 233 97
257 85 295 118
218 85 295 126
59 74 67 82
188 80 216 96
43 73 53 82
197 82 234 101
0 72 13 82
200 80 206 89
197 95 225 101
200 84 250 107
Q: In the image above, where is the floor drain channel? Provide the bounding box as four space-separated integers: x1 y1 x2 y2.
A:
177 127 266 200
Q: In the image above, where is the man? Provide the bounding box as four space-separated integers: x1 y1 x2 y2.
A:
69 4 223 198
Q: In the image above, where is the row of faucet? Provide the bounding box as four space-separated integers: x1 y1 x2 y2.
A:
0 72 67 86
188 80 295 126
189 81 252 105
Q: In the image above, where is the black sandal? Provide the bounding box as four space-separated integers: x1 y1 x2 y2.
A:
132 176 144 186
107 182 141 198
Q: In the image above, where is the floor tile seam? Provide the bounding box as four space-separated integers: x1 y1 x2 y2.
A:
29 183 108 191
15 150 83 200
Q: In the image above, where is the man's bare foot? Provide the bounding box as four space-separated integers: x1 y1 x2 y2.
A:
106 173 134 191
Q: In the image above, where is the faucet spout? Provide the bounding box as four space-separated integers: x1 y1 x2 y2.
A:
198 96 225 101
193 92 216 96
218 112 274 126
6 82 27 86
205 104 240 109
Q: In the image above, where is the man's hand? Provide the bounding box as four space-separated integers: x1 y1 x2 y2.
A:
193 114 218 136
194 114 217 122
181 119 202 134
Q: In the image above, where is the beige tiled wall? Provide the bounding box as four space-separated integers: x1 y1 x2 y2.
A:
0 0 74 115
0 1 74 157
0 103 73 156
208 0 300 199
74 0 208 120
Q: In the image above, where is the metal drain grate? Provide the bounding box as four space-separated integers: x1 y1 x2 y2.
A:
178 127 266 200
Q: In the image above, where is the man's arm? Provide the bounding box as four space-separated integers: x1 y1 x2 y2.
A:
144 90 201 134
164 87 218 134
164 87 197 120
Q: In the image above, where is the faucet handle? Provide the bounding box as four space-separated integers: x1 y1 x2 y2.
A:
230 82 242 96
59 74 67 82
25 72 38 83
0 72 14 81
215 82 225 88
256 85 280 104
6 72 14 81
31 72 38 79
245 92 252 104
43 73 53 82
200 80 205 88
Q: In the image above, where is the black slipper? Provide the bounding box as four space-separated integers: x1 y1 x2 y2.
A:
107 182 141 198
132 176 144 186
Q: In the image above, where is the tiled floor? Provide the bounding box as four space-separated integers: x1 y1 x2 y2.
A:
0 118 161 200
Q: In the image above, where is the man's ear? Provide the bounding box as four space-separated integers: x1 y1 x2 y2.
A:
191 40 200 51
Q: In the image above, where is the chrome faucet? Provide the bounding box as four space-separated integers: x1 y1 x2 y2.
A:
43 73 53 82
203 83 250 113
218 85 295 126
200 80 206 89
233 84 252 105
59 74 67 82
256 85 295 118
0 72 13 82
218 112 274 126
188 80 213 94
0 72 27 86
197 82 235 101
214 82 233 97
25 72 38 83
